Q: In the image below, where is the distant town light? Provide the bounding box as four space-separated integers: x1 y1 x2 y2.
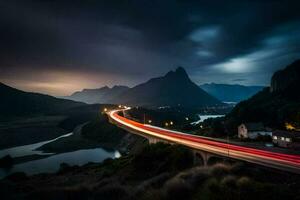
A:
170 121 173 125
103 108 108 112
148 120 152 124
118 105 122 108
285 122 296 131
185 117 189 121
165 122 169 126
200 125 203 129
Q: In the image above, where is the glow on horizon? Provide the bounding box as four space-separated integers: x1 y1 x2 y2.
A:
0 70 133 96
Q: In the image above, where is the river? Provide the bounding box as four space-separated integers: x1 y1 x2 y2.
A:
191 114 225 125
0 132 120 178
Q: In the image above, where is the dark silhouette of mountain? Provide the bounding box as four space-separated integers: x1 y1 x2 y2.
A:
0 82 84 119
65 85 129 104
271 60 300 96
200 83 264 102
226 59 300 130
111 67 222 107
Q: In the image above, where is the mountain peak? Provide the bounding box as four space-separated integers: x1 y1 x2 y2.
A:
165 66 189 80
175 66 187 75
101 86 110 89
112 85 129 89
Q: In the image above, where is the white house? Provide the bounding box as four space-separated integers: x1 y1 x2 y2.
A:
272 130 300 148
238 123 272 139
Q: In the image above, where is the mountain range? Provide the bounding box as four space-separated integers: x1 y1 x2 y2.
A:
199 83 264 102
65 85 129 104
66 67 264 106
66 67 222 107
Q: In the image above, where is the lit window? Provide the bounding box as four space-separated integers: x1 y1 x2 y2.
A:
286 138 291 142
281 137 285 141
273 136 277 140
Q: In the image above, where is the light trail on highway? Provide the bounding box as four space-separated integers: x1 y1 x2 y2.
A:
108 109 300 173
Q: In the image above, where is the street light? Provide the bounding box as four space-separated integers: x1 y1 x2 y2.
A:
118 105 122 108
103 108 108 112
165 122 169 126
148 120 152 124
170 121 173 125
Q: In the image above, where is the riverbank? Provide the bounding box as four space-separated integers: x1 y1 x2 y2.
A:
1 114 145 168
36 122 102 154
0 104 112 150
0 122 98 167
0 120 125 178
0 116 68 150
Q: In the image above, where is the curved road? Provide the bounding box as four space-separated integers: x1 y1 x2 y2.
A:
108 109 300 174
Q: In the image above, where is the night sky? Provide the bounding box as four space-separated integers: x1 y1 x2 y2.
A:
1 0 300 95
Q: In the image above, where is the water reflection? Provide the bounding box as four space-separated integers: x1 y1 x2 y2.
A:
0 148 120 178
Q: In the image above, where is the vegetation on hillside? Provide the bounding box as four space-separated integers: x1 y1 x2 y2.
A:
81 114 128 148
226 87 300 134
0 83 83 120
1 143 299 200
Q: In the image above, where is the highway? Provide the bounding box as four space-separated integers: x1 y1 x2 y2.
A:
108 109 300 174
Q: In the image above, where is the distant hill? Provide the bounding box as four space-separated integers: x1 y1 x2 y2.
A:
65 85 129 104
110 67 222 107
200 83 264 102
226 59 300 130
0 83 84 119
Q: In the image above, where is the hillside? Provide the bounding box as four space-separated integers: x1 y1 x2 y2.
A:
2 143 299 200
226 60 300 130
0 83 84 119
65 85 129 104
200 83 264 102
111 67 221 107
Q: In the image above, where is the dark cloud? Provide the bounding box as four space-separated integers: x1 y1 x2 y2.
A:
232 79 247 82
0 0 300 94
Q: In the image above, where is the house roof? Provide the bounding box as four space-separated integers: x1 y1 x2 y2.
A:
242 122 265 131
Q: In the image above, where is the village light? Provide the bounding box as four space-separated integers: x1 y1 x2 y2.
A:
103 108 108 112
118 105 122 108
185 117 189 121
148 120 152 124
170 121 174 125
165 122 169 126
285 122 296 130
